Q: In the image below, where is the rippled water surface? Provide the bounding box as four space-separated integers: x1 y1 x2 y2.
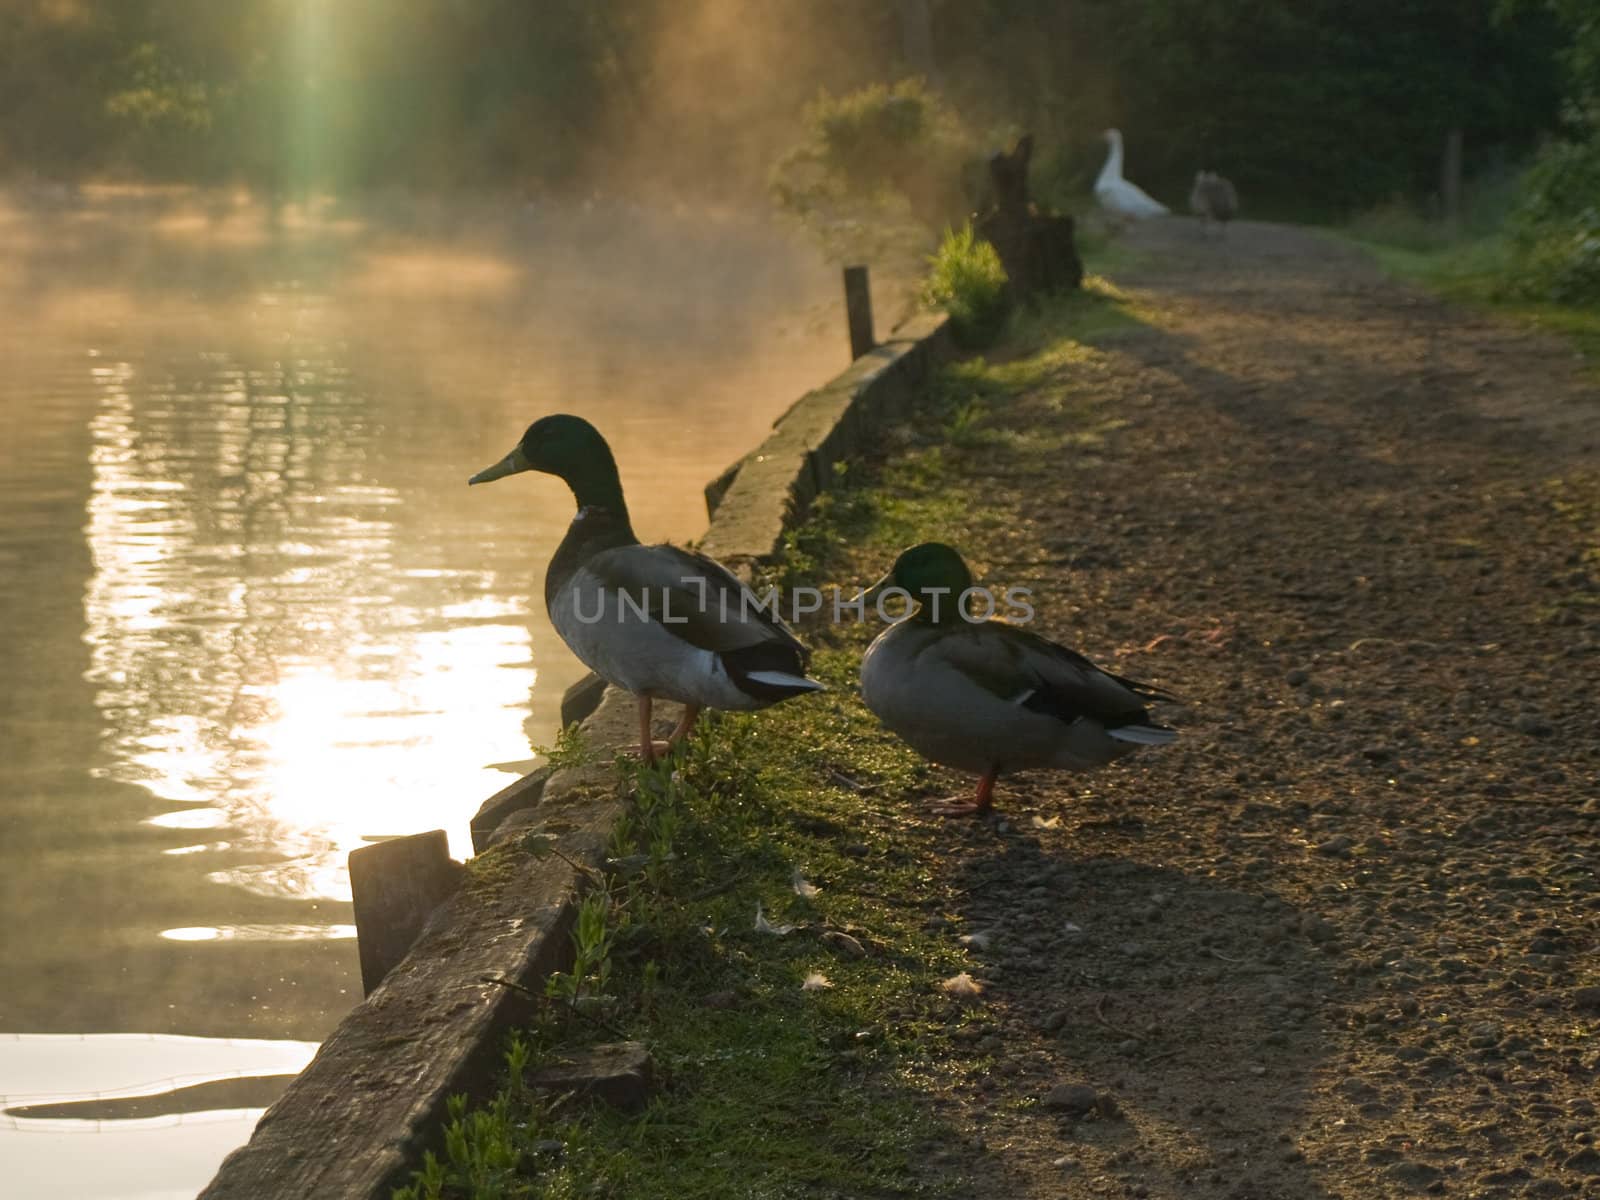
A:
0 187 840 1196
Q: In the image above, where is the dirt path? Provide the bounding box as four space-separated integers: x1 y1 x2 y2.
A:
911 219 1600 1199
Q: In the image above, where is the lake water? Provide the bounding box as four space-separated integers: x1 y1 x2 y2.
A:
0 186 842 1198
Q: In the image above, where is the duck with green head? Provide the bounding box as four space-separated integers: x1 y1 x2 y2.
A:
858 543 1177 816
470 414 824 763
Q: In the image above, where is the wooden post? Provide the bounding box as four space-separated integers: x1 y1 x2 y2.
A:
897 0 937 85
844 265 874 360
1441 127 1463 233
349 830 461 996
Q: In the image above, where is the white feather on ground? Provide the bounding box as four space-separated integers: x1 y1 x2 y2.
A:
940 971 985 1000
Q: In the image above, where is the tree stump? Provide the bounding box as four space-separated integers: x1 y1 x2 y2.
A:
975 134 1083 301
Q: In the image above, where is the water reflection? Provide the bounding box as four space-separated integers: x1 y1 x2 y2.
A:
82 338 536 897
0 1034 317 1199
0 185 840 1197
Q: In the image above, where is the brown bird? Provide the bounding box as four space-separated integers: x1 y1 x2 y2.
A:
1189 170 1239 238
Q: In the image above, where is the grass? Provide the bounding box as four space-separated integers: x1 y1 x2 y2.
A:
391 277 1138 1200
397 709 970 1200
1337 186 1600 369
1354 234 1600 369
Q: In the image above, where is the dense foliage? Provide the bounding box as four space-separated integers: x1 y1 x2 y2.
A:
770 79 980 267
1495 0 1600 302
0 0 1577 221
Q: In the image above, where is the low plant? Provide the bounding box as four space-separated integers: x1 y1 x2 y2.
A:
532 723 594 771
544 890 614 1007
394 1090 524 1200
921 223 1010 348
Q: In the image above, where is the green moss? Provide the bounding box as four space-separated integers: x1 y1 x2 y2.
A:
461 841 525 896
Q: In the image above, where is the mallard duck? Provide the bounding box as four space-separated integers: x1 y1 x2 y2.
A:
858 543 1177 817
1095 129 1169 225
469 414 824 763
1188 170 1239 238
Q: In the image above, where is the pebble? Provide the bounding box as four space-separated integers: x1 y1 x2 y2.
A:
1565 1146 1600 1174
1043 1083 1100 1114
1526 1181 1569 1199
1317 835 1354 856
1336 1077 1381 1104
1514 712 1554 737
1384 1160 1442 1189
1571 985 1600 1011
1286 668 1311 687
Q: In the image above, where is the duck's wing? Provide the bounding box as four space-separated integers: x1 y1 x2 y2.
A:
583 541 808 659
929 621 1175 730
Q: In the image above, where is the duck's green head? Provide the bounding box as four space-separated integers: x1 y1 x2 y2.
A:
861 542 975 622
469 414 626 513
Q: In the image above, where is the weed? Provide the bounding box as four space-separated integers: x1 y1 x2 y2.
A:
533 723 595 771
922 223 1010 348
544 890 614 1007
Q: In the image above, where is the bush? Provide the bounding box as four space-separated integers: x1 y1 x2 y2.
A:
921 224 1010 348
1507 129 1600 303
771 79 980 267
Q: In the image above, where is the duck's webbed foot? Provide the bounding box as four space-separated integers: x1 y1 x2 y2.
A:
624 740 675 765
926 769 998 819
927 799 989 817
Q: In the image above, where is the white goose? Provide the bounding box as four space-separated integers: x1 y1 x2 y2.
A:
1095 129 1169 224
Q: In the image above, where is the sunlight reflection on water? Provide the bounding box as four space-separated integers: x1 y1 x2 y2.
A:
81 343 539 895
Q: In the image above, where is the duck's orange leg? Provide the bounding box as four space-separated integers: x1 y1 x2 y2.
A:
631 695 671 765
666 702 702 747
928 769 998 818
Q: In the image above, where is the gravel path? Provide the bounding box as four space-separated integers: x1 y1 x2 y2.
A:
908 218 1600 1199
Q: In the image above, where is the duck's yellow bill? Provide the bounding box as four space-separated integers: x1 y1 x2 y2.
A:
468 445 532 486
852 572 893 608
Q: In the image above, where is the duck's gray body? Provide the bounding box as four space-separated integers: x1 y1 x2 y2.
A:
546 506 818 710
860 617 1175 776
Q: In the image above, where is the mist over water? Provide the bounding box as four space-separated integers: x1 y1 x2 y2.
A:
0 184 842 1197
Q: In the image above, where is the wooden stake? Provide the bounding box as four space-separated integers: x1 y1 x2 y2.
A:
897 0 938 85
349 830 461 996
1441 128 1463 232
844 266 874 360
